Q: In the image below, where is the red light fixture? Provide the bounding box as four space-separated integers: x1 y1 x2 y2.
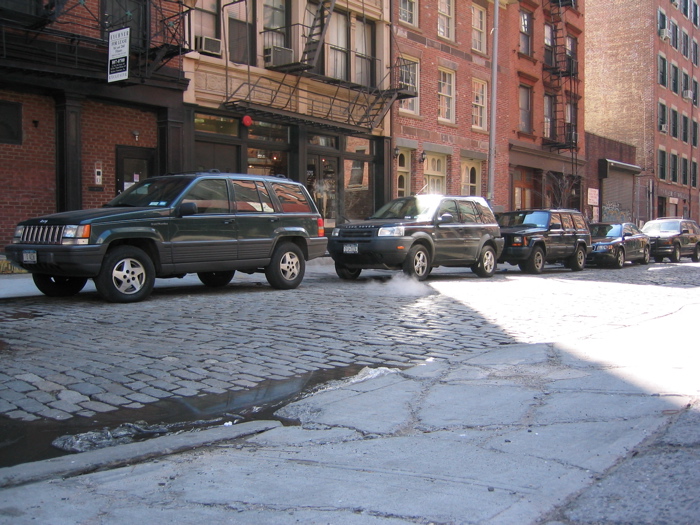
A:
242 115 253 127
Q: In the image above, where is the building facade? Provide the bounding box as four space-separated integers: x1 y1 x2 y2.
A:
587 0 700 223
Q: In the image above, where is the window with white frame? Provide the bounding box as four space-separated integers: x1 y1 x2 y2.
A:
544 24 555 67
461 160 480 196
425 154 447 194
399 58 419 113
658 149 667 180
327 11 348 80
438 0 454 40
659 55 667 86
228 1 255 64
544 94 555 139
472 5 486 53
519 85 532 133
194 0 219 40
399 0 417 25
355 18 375 87
659 9 667 31
438 69 455 122
520 10 532 55
472 79 487 129
659 101 668 131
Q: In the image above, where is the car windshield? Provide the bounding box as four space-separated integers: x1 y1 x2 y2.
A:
369 195 442 220
498 211 550 228
590 224 621 237
107 177 193 208
642 220 680 234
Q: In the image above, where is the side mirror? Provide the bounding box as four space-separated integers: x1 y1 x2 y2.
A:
438 213 455 224
178 202 198 217
682 229 690 234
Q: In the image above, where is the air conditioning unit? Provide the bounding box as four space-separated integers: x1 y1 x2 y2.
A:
264 46 294 67
567 131 578 144
659 28 671 41
683 90 694 100
194 35 222 57
660 123 668 133
671 0 679 6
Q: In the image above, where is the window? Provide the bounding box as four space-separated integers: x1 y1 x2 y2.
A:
672 108 679 137
671 20 679 48
355 19 375 87
565 35 577 74
263 0 287 46
519 86 532 133
438 0 454 40
683 0 690 18
683 114 689 142
659 9 667 31
399 0 417 25
438 69 455 122
683 71 690 93
671 64 679 93
461 161 480 196
0 101 22 145
233 180 274 213
193 0 219 39
566 102 577 141
692 161 698 186
228 1 255 64
183 179 230 214
397 151 410 197
693 119 698 146
659 55 667 86
472 5 486 53
695 79 699 106
520 11 532 55
327 11 348 80
271 182 313 213
103 0 146 48
683 157 689 184
544 94 555 139
659 102 668 130
544 24 555 67
425 154 447 194
670 153 679 182
399 58 419 113
694 40 699 66
472 80 487 129
683 31 690 57
694 1 699 26
659 150 667 180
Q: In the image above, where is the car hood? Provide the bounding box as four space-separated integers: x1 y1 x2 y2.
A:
642 231 676 239
19 207 171 225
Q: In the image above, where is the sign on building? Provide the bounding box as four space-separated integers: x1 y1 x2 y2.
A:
108 28 130 83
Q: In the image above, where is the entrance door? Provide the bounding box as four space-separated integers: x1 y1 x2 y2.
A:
306 155 339 229
194 142 240 173
116 146 156 194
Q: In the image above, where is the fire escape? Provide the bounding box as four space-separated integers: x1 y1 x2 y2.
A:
223 0 416 135
541 0 580 172
0 0 191 84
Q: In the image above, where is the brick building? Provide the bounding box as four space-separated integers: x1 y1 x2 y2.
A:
587 0 700 222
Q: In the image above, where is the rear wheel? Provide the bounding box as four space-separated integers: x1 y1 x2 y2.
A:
639 245 650 265
402 244 431 281
198 271 235 287
692 244 700 263
335 263 361 280
524 246 545 274
472 246 497 278
32 274 87 297
94 246 155 303
612 248 625 269
569 245 586 272
670 244 681 263
265 242 305 289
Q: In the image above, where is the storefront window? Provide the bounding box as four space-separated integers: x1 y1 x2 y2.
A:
248 121 289 142
309 134 337 148
247 148 288 178
194 114 240 136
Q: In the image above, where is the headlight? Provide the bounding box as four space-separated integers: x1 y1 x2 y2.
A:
331 228 340 237
510 235 524 246
658 239 673 246
11 225 24 244
378 226 405 237
595 244 614 252
62 225 91 245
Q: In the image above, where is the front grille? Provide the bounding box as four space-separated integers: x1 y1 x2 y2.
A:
339 228 374 238
21 225 65 245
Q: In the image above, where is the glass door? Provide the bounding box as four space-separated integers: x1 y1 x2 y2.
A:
306 155 338 229
116 146 155 194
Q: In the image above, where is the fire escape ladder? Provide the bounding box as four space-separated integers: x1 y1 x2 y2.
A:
300 0 336 70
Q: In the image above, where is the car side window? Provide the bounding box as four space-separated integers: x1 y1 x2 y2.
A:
561 213 574 230
457 201 479 223
572 214 587 231
474 202 496 224
232 180 274 213
437 200 459 220
549 213 562 229
181 179 229 214
271 182 313 213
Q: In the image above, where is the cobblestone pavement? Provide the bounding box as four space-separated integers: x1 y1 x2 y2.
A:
0 260 698 425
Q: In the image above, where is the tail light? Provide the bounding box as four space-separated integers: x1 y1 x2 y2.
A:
317 217 325 237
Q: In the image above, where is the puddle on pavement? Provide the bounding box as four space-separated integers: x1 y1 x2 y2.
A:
0 364 369 469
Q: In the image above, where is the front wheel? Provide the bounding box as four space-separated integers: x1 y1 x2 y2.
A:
639 245 651 265
524 246 545 274
335 263 361 280
472 246 497 278
569 245 586 272
32 274 87 297
402 244 431 281
198 271 235 287
612 248 625 269
670 244 681 263
265 242 305 289
94 246 155 303
692 244 700 263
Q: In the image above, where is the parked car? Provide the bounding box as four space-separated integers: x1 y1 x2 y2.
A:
5 172 327 302
497 209 591 274
587 222 650 268
327 195 504 280
641 217 700 263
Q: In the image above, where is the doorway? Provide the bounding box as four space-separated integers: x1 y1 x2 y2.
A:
116 146 156 194
306 154 339 229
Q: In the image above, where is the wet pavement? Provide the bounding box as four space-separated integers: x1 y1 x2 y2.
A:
0 258 699 523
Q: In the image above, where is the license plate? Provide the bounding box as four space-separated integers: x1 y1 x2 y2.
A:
22 250 37 264
343 243 359 254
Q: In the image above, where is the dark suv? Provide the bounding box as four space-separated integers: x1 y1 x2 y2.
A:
497 209 591 273
327 195 504 280
641 217 700 262
5 173 327 302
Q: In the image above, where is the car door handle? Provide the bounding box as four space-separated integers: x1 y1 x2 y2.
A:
223 220 233 224
269 218 279 222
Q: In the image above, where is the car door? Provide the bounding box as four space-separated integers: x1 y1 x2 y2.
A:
623 223 640 259
546 213 566 259
681 221 696 255
231 179 279 261
170 178 238 272
432 199 463 264
457 199 482 263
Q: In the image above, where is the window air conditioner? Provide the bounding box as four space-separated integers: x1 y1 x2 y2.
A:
194 36 222 57
683 90 694 100
659 28 671 41
660 123 669 133
264 46 294 67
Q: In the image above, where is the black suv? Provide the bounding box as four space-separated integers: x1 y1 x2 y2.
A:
327 195 504 280
641 217 700 262
5 173 327 302
497 209 591 273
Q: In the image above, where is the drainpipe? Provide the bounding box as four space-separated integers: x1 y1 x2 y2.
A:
487 0 501 204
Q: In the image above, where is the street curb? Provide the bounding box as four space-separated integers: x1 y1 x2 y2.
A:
0 420 281 489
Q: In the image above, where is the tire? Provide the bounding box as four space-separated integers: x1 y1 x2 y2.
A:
32 274 87 297
402 244 431 281
197 271 235 287
692 244 700 263
639 245 650 265
335 263 361 280
94 246 156 303
472 245 497 278
670 244 681 263
265 242 305 289
612 247 625 269
524 246 545 274
569 245 586 272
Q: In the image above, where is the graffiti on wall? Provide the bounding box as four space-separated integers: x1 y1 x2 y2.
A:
602 201 631 223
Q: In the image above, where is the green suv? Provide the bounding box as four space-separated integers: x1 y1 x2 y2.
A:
5 173 327 302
